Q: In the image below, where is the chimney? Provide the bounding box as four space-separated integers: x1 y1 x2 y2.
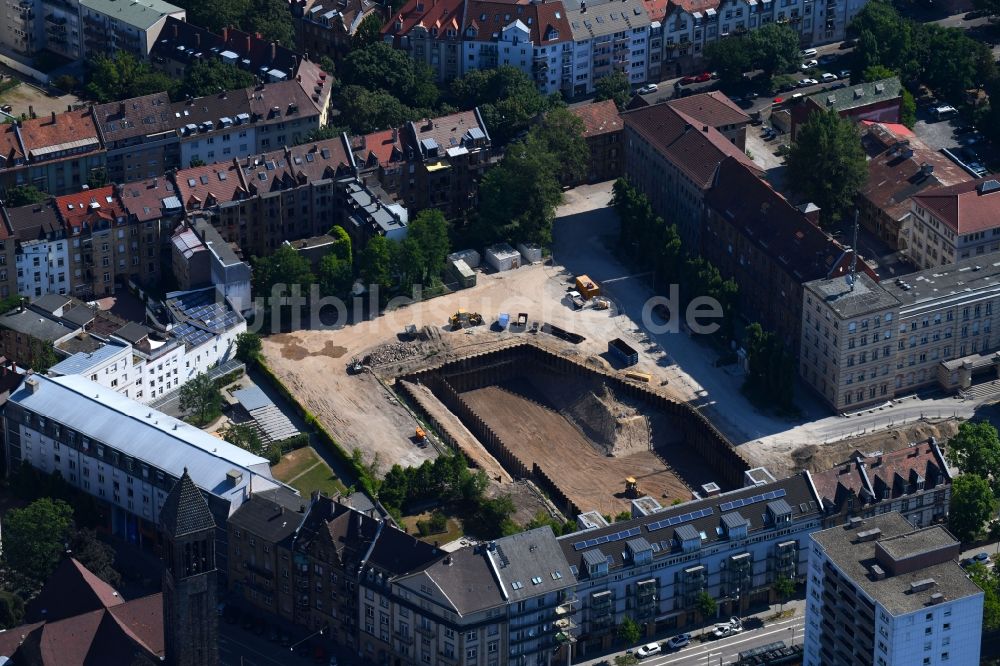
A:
920 163 934 178
246 34 252 53
50 111 56 123
173 22 178 38
222 26 229 42
702 124 708 133
28 105 34 119
25 377 39 394
195 32 200 47
271 42 277 61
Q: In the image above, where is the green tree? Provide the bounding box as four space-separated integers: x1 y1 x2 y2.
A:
407 209 450 282
705 36 752 85
317 253 354 298
252 244 315 296
529 106 589 184
617 616 642 645
900 89 916 129
594 70 632 110
694 590 717 621
69 528 122 587
861 64 896 82
189 157 206 168
773 575 796 612
975 0 1000 16
303 126 344 143
743 322 796 410
0 591 24 629
3 498 74 582
3 185 47 207
748 23 800 79
235 331 263 365
30 340 58 373
179 372 223 426
394 237 425 295
172 0 248 33
360 235 393 297
179 58 256 98
946 421 1000 493
683 257 738 340
352 13 385 50
85 52 176 103
949 473 998 543
476 137 562 245
967 561 1000 631
341 42 438 108
450 66 552 144
336 85 416 134
246 0 295 44
787 110 867 225
223 422 264 455
612 178 683 288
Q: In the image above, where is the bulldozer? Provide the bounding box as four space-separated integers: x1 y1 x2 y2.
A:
592 296 610 310
449 309 484 330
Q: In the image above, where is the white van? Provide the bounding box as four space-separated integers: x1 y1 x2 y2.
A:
931 105 958 120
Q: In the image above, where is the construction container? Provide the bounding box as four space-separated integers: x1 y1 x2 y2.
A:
484 243 521 272
624 370 652 383
498 313 510 329
448 249 481 269
517 242 543 264
575 275 600 299
609 337 639 366
449 259 476 288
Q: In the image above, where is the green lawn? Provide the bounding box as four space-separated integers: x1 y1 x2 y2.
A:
400 510 464 545
273 447 347 498
288 462 347 498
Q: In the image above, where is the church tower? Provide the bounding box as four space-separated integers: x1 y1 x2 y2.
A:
159 469 219 666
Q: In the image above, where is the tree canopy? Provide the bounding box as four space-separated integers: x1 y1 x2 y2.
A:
179 372 223 426
352 13 385 50
950 473 997 543
252 244 315 297
530 107 589 184
3 497 75 583
967 561 1000 631
947 421 1000 494
2 185 47 207
594 70 632 110
179 59 255 99
341 42 439 109
617 617 642 645
450 66 554 144
705 37 751 86
743 322 796 410
747 23 801 79
171 0 294 44
335 85 420 135
86 52 177 103
406 209 451 283
786 110 867 225
360 235 393 300
69 528 122 587
235 331 263 365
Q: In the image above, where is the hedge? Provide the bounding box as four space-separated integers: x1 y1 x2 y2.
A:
256 360 376 496
213 366 245 388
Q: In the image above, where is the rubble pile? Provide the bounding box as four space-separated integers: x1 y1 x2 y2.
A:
365 342 421 367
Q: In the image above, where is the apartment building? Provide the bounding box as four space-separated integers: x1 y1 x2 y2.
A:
3 373 281 557
47 340 138 398
858 122 971 251
563 0 651 96
0 296 78 367
170 217 252 314
908 178 1000 270
0 214 16 300
792 77 903 139
3 200 68 299
0 109 106 197
801 251 1000 412
163 287 245 382
383 0 574 95
558 473 821 655
350 128 406 200
38 0 82 59
341 178 409 251
151 17 301 82
804 513 982 666
79 0 184 59
703 157 870 352
92 93 181 184
569 99 623 184
622 95 758 247
291 0 383 61
117 175 185 289
54 185 135 298
0 0 38 57
809 439 951 529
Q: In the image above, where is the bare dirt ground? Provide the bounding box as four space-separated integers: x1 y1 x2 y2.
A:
462 384 690 515
748 419 961 478
0 79 83 118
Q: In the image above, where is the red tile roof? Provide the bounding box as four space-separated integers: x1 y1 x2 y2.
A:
623 102 760 189
571 100 623 138
174 160 249 210
642 0 669 21
666 91 750 129
669 0 720 14
911 177 1000 234
386 0 572 45
0 123 25 166
119 177 183 222
108 593 165 656
26 557 125 623
17 109 100 158
53 186 126 231
352 128 405 168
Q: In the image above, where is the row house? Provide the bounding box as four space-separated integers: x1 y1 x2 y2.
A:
151 17 300 83
116 176 185 289
291 0 384 62
702 157 871 353
0 109 106 197
857 122 970 251
621 94 757 248
801 250 1000 412
54 185 132 298
564 0 651 96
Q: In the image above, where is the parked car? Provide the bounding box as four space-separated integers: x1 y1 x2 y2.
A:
636 643 662 658
930 105 958 120
821 72 838 82
955 124 976 135
637 83 658 94
798 78 819 87
800 48 818 58
712 617 744 638
666 633 692 650
800 59 819 70
975 552 991 564
693 71 712 83
0 104 12 113
829 82 848 90
839 70 852 79
819 54 838 64
779 81 795 92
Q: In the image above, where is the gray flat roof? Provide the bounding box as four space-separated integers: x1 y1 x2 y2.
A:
804 272 900 319
80 0 183 30
49 343 129 377
811 512 981 617
232 385 271 412
566 0 651 40
0 309 75 341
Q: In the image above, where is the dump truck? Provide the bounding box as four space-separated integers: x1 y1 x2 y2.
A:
415 427 427 445
575 275 600 300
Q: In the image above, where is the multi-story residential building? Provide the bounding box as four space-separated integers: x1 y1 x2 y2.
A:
79 0 184 59
564 0 651 96
0 215 16 300
804 512 982 666
3 199 70 298
400 110 492 218
569 99 623 185
703 157 871 352
48 340 139 398
383 0 575 95
117 175 184 289
791 77 903 139
340 178 409 251
54 185 134 297
858 122 971 251
0 0 39 57
559 472 822 654
0 109 106 197
801 251 1000 412
151 17 301 82
809 439 952 529
291 0 383 61
622 95 758 247
351 127 406 201
38 0 82 59
908 178 1000 270
170 218 252 314
3 372 283 559
92 92 180 184
666 91 749 149
0 295 78 367
163 287 245 382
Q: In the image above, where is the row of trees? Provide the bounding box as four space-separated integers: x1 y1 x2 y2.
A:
170 0 294 44
742 323 796 412
86 52 261 104
704 23 803 85
611 178 738 341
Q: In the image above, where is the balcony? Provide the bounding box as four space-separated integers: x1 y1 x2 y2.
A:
415 623 435 638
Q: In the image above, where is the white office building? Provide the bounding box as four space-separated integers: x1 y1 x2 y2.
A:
48 341 138 399
804 512 983 666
